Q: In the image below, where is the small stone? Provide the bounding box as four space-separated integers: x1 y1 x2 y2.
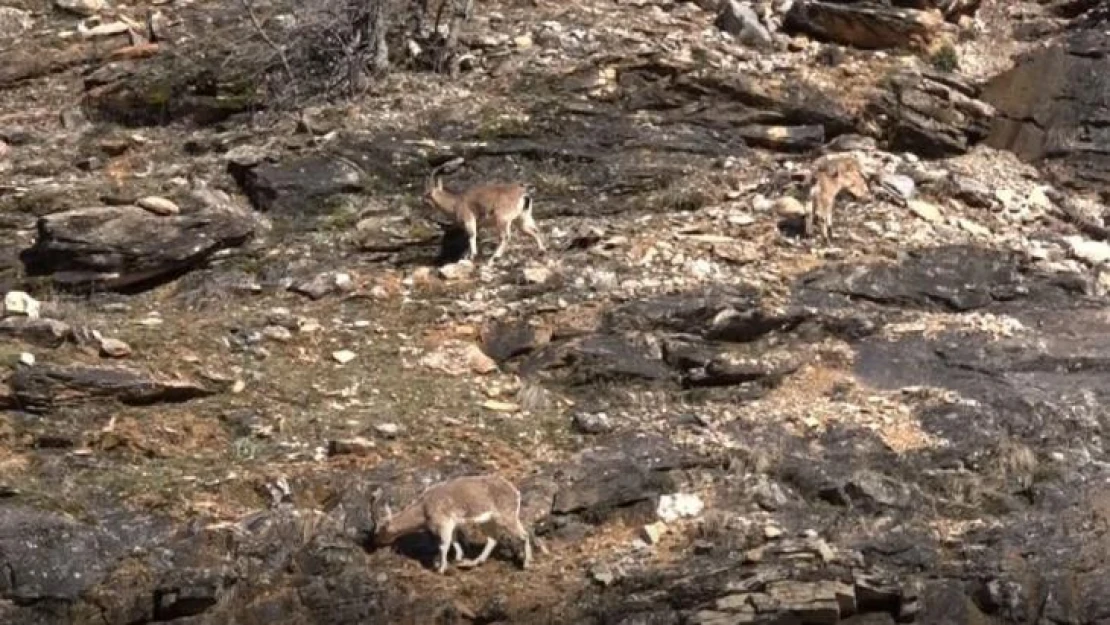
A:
420 341 498 375
98 337 132 358
332 349 356 364
291 273 342 300
513 33 534 48
879 174 915 201
54 0 105 17
438 260 475 281
715 0 773 49
334 272 354 291
3 291 41 319
957 218 990 237
573 411 613 434
78 20 130 38
907 199 943 223
774 196 806 217
642 521 667 545
657 493 706 522
136 196 180 216
481 399 520 412
262 325 293 342
1065 236 1110 266
18 352 35 366
764 524 784 539
0 8 33 36
374 423 401 438
590 564 616 586
522 264 552 284
328 437 375 457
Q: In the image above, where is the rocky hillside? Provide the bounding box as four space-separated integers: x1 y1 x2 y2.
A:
1 0 1109 623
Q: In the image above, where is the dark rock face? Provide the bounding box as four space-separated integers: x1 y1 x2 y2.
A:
981 28 1110 199
866 71 995 159
794 245 1082 313
19 206 255 292
227 155 367 216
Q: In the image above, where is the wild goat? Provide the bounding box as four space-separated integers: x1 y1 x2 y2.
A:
372 474 533 574
422 159 546 262
805 154 871 241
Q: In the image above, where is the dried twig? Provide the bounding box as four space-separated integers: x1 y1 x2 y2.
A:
240 0 299 101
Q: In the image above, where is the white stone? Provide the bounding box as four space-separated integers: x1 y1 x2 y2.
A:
332 349 357 364
1066 236 1110 266
907 199 942 224
656 493 705 522
19 352 35 366
136 196 180 215
3 291 41 319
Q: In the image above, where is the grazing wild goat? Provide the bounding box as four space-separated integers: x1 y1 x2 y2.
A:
421 159 546 262
805 154 871 241
372 474 533 574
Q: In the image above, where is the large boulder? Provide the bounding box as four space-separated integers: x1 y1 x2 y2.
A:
19 205 255 292
980 29 1110 199
866 70 995 158
784 1 949 49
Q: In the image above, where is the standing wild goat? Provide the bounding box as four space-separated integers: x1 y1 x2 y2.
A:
422 159 546 262
372 474 533 574
805 154 871 241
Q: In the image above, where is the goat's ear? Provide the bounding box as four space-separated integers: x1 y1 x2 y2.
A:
383 503 393 521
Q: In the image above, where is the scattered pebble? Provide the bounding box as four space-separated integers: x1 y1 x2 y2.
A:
98 337 132 358
374 423 401 438
137 196 181 216
573 411 613 434
18 352 35 366
641 521 667 545
332 349 357 364
328 437 376 457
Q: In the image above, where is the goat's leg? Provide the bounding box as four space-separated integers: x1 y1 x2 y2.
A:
520 212 546 253
457 536 498 568
462 215 479 260
436 521 457 573
510 519 533 569
490 222 512 262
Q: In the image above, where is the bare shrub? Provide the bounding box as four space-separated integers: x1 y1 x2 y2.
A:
237 0 475 106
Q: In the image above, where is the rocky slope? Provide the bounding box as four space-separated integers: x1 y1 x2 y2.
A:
1 0 1109 623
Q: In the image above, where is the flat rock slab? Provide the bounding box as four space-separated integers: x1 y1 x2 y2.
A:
0 317 72 348
9 363 216 413
227 155 366 216
794 245 1081 313
19 205 255 292
784 1 947 49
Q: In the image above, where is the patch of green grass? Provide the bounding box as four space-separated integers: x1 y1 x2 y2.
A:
929 43 960 72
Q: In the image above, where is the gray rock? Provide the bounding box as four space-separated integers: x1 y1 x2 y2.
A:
9 363 216 413
878 173 916 202
54 0 105 17
715 0 774 48
19 206 255 293
0 7 32 37
573 412 614 434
